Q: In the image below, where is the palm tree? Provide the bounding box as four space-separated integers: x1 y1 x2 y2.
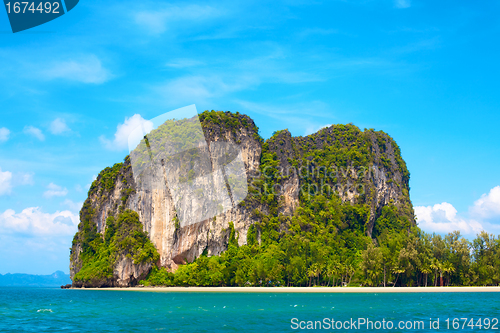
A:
325 260 338 287
345 264 356 286
437 261 445 286
307 264 321 287
392 267 405 287
430 260 440 287
420 266 432 287
311 263 321 286
442 262 456 286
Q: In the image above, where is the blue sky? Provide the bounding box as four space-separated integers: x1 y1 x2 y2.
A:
1 0 500 274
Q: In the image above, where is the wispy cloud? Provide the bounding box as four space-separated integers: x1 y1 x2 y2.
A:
155 75 246 106
100 114 153 151
0 168 34 196
134 4 224 35
0 128 10 142
43 183 68 199
0 167 35 196
49 118 71 135
152 46 323 107
394 0 411 9
0 168 12 196
235 48 323 84
236 99 331 119
41 55 112 84
62 199 83 213
12 172 34 186
23 126 45 141
166 59 205 69
304 124 333 136
234 99 334 137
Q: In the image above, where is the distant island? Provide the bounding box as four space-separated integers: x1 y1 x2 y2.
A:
68 110 500 289
0 271 71 287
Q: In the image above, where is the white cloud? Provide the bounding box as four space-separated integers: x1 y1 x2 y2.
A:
43 183 68 199
394 0 411 8
41 55 111 84
134 5 223 34
62 199 83 213
100 114 153 151
0 168 13 195
0 207 78 236
415 202 483 236
23 126 45 141
0 127 10 142
470 186 500 220
49 118 71 135
416 186 500 237
0 169 34 196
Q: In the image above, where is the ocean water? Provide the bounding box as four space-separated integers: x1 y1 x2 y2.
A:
1 288 499 332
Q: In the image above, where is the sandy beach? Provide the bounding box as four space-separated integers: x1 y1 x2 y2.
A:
74 286 500 293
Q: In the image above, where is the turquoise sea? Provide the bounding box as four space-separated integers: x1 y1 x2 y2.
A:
1 288 499 332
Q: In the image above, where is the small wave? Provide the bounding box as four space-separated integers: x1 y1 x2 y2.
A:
37 309 53 313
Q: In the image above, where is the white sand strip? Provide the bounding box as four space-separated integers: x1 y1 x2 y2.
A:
72 286 500 293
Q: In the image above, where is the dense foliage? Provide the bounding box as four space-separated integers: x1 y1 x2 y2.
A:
73 209 159 284
199 110 262 143
89 162 124 193
141 224 500 287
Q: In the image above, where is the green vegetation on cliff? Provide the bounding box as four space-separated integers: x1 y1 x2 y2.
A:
199 110 262 142
72 209 159 284
89 162 124 193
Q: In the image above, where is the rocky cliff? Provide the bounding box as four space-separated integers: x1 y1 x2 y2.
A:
70 111 414 287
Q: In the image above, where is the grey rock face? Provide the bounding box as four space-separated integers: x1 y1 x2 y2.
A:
126 121 262 271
